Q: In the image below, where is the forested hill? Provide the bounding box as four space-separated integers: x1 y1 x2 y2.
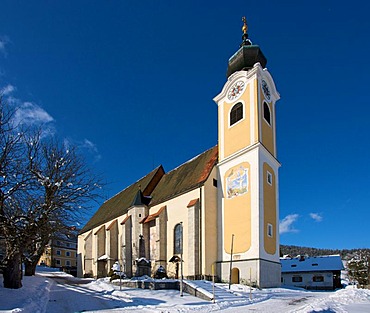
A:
280 245 370 260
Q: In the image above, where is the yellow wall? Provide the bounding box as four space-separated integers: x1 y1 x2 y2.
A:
263 162 276 255
203 167 218 275
260 86 275 156
150 188 199 278
223 162 251 254
222 85 252 159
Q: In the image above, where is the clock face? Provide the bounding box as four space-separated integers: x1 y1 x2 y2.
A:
227 81 245 101
261 79 271 101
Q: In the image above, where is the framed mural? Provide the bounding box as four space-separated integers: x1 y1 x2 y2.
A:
226 164 249 198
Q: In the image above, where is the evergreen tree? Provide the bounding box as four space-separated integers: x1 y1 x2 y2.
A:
347 250 370 287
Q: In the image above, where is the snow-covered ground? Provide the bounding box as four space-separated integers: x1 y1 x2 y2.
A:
1 267 370 313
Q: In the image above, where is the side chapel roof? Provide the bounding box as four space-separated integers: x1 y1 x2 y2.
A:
80 145 218 234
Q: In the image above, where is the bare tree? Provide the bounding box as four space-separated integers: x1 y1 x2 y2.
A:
0 98 30 288
0 98 102 288
23 133 102 276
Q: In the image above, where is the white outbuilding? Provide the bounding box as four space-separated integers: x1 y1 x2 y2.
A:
281 255 344 290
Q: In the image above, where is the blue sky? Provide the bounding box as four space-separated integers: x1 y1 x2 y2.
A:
1 1 369 250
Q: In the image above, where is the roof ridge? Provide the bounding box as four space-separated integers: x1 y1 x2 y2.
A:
165 145 217 176
101 165 163 204
149 145 218 206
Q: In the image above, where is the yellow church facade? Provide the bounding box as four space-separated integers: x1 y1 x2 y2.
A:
77 19 281 288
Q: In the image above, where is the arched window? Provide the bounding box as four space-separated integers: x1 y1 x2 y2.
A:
263 102 271 125
230 102 243 126
174 223 183 254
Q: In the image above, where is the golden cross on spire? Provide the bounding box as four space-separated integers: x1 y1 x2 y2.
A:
242 16 248 35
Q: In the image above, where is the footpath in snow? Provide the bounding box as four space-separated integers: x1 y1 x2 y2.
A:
1 267 370 312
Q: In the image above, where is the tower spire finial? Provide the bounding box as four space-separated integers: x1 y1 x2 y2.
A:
242 16 248 35
240 16 251 47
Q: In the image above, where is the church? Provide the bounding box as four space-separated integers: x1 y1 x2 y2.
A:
77 18 281 288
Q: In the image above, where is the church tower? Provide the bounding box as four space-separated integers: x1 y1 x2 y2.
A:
214 18 281 288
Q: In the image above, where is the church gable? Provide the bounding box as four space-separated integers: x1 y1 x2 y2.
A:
80 166 165 233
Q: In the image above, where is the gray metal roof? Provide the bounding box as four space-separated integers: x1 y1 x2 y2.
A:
281 255 344 273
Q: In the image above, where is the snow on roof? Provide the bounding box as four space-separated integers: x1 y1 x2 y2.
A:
97 254 109 261
281 255 344 273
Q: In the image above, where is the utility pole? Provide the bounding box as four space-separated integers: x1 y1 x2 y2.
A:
180 222 183 297
228 234 234 289
212 263 215 303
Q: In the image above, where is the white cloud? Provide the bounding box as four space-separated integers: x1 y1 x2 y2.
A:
6 95 21 106
1 84 16 95
0 37 8 56
13 102 54 126
279 214 299 234
63 138 71 150
82 139 97 150
309 213 323 222
63 138 101 163
0 41 5 53
80 138 102 162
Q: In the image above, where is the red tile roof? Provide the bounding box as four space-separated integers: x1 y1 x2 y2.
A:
120 215 130 225
141 206 166 224
187 199 199 207
106 219 117 230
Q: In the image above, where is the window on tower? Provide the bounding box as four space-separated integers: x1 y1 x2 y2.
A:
263 102 271 125
267 171 273 186
230 102 243 126
267 223 273 237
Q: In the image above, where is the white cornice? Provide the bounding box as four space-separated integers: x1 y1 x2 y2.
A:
213 63 260 104
213 63 280 104
260 67 280 102
217 141 281 168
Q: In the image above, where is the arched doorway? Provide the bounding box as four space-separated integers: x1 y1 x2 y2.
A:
231 267 240 284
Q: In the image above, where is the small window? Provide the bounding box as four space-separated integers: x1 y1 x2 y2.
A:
56 259 61 265
56 250 61 256
313 275 324 282
56 241 61 246
213 179 218 187
267 223 273 237
292 276 302 282
66 260 71 266
312 263 318 266
139 214 141 217
263 102 271 125
66 251 70 257
230 102 243 126
267 171 273 185
291 264 297 268
66 243 70 248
